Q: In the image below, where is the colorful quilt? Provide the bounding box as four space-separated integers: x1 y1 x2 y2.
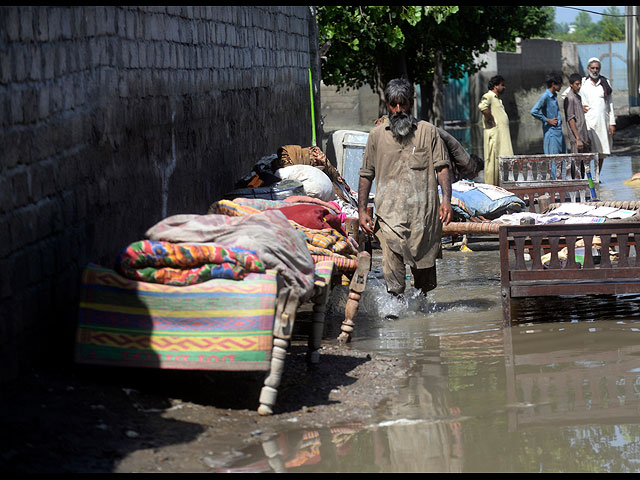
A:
117 240 265 286
75 263 278 371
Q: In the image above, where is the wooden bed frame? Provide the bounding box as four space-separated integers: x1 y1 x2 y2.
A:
442 153 600 240
499 221 640 327
499 153 598 213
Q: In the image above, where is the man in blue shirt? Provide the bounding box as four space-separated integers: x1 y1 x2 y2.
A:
530 72 566 178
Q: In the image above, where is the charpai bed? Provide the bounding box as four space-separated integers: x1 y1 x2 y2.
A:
442 153 601 242
75 260 335 415
499 201 640 326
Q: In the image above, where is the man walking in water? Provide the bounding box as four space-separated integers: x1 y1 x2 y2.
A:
358 77 452 301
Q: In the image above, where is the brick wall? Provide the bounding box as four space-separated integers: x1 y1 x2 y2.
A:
0 6 317 381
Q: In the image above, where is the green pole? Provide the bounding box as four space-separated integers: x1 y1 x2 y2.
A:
309 68 316 146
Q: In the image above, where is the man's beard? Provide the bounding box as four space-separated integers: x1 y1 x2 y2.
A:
589 71 599 80
389 112 415 139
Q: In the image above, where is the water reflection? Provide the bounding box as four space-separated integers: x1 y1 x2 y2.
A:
220 319 640 473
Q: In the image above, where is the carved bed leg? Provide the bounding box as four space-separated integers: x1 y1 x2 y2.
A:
308 278 331 364
258 336 289 415
338 251 371 344
262 437 286 472
258 290 299 415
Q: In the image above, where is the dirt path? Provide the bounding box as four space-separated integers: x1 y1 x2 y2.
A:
0 307 415 473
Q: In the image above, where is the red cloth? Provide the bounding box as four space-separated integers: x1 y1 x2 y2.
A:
268 204 346 236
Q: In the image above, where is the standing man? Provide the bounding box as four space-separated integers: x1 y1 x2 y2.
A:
530 72 566 179
358 78 452 299
478 75 514 185
563 73 591 154
530 72 566 155
580 57 615 175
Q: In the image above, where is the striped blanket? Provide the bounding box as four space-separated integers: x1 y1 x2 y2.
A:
75 263 279 371
117 240 265 286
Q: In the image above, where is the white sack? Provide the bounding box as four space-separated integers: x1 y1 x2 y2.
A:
275 165 335 202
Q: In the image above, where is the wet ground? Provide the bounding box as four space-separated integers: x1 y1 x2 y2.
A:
2 122 640 473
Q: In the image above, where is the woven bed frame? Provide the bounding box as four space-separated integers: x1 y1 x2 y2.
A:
75 261 336 415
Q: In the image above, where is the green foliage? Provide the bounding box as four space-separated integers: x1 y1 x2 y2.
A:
317 6 552 93
550 7 626 42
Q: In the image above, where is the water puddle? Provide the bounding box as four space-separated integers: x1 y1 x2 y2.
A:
184 154 640 472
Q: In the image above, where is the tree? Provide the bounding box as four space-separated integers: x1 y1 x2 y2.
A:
550 7 625 42
317 6 553 125
600 7 625 41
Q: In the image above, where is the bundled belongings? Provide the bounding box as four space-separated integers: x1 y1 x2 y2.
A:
209 199 359 275
145 209 317 302
227 145 359 208
276 145 358 207
440 180 526 221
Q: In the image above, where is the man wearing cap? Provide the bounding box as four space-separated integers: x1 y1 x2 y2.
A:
580 57 615 175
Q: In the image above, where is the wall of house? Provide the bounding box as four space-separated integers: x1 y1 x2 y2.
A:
0 6 317 382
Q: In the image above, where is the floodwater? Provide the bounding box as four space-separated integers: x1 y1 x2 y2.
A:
219 147 640 472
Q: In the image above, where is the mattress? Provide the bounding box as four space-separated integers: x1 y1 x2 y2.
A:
75 263 278 371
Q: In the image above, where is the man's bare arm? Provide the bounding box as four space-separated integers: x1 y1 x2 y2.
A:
481 108 495 128
436 166 452 226
358 176 374 235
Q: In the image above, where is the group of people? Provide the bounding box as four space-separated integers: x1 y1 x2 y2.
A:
479 56 616 184
356 58 617 304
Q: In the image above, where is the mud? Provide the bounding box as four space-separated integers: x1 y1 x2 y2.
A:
0 325 415 473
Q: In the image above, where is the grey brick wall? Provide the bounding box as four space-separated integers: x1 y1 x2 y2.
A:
0 6 317 382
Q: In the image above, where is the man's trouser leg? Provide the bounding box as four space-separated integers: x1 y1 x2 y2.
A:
411 265 437 293
375 229 407 295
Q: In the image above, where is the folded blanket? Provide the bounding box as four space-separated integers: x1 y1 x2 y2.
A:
117 240 265 286
145 209 316 302
269 204 346 236
206 199 358 273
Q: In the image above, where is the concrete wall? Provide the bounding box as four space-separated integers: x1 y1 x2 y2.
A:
0 6 316 382
320 82 379 134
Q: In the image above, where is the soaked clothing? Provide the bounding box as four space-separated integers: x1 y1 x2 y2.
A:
563 88 590 153
580 76 615 155
530 89 566 155
377 219 438 294
478 91 513 185
359 119 450 293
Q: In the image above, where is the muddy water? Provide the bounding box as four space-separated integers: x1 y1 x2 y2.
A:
220 154 640 473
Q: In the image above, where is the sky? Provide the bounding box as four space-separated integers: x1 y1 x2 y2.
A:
553 6 626 24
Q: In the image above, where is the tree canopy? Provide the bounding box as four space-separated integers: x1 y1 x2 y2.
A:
551 7 626 42
317 6 554 94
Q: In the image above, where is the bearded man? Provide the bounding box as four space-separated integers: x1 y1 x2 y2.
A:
358 77 452 299
580 57 616 175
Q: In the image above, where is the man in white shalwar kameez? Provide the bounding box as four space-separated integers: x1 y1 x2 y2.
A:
580 57 615 175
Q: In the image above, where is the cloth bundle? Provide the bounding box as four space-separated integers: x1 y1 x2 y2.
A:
117 240 265 286
144 209 317 302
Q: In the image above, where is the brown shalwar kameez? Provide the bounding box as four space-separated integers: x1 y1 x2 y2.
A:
563 88 591 154
359 119 450 294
